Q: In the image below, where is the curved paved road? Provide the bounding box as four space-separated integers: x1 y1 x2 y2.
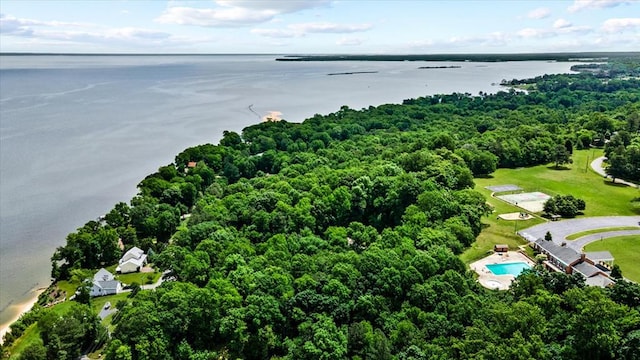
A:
571 230 640 250
518 216 640 251
590 156 637 187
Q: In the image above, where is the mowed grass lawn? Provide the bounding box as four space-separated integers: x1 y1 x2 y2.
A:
463 149 640 264
584 235 640 283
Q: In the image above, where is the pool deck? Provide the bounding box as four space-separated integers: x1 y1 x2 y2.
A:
470 251 535 290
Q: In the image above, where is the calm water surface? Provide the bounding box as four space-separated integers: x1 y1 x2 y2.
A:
0 55 578 328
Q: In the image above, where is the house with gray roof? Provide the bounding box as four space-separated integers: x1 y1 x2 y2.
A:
533 238 615 287
534 239 583 274
90 268 122 297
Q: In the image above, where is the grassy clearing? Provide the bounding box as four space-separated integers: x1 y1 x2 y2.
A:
463 149 640 264
584 235 640 283
566 226 640 240
56 280 81 299
476 149 639 217
117 270 160 286
7 324 41 359
91 293 129 317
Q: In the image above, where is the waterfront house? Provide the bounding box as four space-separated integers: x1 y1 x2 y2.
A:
90 268 122 297
116 246 148 274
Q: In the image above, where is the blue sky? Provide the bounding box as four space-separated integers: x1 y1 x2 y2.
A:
1 0 638 53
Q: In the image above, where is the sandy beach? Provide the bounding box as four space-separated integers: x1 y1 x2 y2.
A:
0 289 43 345
262 110 283 122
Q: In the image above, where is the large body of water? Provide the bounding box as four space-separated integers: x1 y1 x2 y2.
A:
0 54 578 330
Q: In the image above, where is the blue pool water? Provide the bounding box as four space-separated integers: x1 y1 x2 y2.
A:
486 262 531 276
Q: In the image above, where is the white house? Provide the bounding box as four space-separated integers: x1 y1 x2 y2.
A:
90 268 122 297
116 246 147 274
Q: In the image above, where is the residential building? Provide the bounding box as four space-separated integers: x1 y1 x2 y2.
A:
89 268 122 297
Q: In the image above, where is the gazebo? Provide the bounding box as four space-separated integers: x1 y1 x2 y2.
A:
494 244 509 253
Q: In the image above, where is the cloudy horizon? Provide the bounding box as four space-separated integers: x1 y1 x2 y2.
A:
1 0 639 54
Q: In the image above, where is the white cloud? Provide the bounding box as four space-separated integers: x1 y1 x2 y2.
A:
407 32 509 51
517 28 552 39
155 6 276 27
156 0 332 27
289 22 372 33
251 28 297 38
215 0 331 13
336 36 364 46
527 7 551 19
0 13 92 34
106 27 171 40
517 24 592 39
0 14 202 49
252 21 372 38
568 0 635 13
553 18 572 29
601 17 640 32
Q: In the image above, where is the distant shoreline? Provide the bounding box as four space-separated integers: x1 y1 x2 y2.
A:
275 52 639 62
418 66 462 69
327 71 378 76
1 51 638 61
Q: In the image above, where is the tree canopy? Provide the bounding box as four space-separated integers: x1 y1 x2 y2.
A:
13 70 639 360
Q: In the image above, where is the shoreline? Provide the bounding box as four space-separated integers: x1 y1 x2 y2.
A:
0 288 44 345
0 57 583 347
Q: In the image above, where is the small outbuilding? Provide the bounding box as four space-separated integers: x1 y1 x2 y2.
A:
494 244 509 253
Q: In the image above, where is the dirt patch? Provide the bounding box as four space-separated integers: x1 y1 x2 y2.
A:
498 212 534 220
140 266 155 273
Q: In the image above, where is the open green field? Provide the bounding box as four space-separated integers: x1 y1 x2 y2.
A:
584 235 640 283
116 270 160 286
463 149 640 264
476 149 639 217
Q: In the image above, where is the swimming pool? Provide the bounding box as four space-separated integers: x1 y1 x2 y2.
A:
486 262 531 276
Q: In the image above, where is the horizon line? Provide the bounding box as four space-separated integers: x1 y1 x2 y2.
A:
1 51 639 56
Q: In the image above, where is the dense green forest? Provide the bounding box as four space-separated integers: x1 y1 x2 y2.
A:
4 71 640 360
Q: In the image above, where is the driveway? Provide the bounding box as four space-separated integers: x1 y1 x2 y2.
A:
518 216 640 251
99 307 117 320
140 270 171 290
591 156 637 187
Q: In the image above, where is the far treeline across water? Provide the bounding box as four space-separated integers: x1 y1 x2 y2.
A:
276 51 640 62
4 67 640 360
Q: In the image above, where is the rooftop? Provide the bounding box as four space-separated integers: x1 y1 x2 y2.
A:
573 262 602 278
585 251 615 263
535 239 582 265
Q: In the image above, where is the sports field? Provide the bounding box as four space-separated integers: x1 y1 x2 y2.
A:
496 192 551 213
